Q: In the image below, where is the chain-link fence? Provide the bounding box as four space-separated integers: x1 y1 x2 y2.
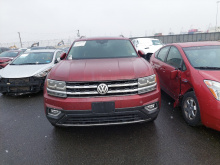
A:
130 32 220 44
2 32 220 48
0 38 76 48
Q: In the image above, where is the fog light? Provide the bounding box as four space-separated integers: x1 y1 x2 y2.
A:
48 108 61 116
144 103 157 111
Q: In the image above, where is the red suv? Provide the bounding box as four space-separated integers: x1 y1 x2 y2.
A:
150 41 220 131
44 37 161 127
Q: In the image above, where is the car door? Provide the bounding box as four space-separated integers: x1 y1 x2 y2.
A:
162 46 184 99
151 46 170 89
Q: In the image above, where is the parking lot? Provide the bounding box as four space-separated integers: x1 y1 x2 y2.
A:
0 91 219 165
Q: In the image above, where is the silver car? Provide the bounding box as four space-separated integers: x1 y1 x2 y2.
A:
0 49 64 95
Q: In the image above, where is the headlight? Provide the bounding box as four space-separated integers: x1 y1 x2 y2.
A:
204 80 220 101
47 79 67 98
138 74 157 94
34 68 52 77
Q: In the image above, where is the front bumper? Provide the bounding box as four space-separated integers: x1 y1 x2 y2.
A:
0 77 45 95
44 85 161 126
46 102 160 126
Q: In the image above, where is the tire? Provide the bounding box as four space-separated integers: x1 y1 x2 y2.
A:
181 91 201 126
1 92 6 95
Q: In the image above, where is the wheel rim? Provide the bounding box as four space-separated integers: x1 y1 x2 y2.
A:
183 97 197 120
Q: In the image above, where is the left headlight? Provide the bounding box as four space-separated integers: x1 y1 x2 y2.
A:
138 74 157 94
47 79 67 98
204 80 220 101
34 68 52 77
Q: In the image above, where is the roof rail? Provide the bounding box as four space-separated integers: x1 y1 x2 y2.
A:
119 35 124 37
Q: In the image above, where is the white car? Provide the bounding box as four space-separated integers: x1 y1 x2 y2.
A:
0 49 64 95
132 38 163 60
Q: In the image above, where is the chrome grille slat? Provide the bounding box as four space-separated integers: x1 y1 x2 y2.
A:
108 82 138 87
66 85 97 89
66 79 138 97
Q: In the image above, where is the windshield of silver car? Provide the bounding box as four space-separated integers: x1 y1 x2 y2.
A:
67 39 138 59
11 52 54 65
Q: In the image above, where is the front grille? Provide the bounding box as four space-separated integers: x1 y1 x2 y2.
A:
0 77 45 94
61 114 144 125
66 79 138 97
10 86 30 92
9 78 30 84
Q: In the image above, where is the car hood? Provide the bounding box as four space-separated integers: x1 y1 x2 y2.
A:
198 70 220 82
0 63 53 78
0 57 13 62
48 57 154 81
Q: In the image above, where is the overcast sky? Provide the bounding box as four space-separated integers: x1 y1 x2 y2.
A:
0 0 219 44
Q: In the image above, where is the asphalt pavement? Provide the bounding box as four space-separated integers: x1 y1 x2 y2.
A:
0 91 220 165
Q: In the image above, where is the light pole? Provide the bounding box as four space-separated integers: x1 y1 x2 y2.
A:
18 32 22 48
216 1 220 32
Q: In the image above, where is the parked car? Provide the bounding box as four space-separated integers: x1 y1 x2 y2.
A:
150 41 220 131
61 47 70 53
0 50 23 69
0 49 64 95
18 48 28 52
131 38 163 61
0 47 10 54
25 46 56 53
44 37 161 127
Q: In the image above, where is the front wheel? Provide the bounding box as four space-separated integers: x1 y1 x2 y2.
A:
181 91 201 126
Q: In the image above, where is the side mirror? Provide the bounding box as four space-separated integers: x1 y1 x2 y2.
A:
138 50 145 57
170 69 178 80
60 53 67 60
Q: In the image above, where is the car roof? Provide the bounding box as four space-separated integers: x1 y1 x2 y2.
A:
75 36 129 42
28 49 58 53
4 50 22 52
171 41 220 48
133 38 159 41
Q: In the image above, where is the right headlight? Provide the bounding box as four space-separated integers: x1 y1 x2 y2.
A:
47 79 67 98
138 74 157 94
204 80 220 101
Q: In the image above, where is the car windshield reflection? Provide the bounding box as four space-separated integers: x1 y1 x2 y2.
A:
11 52 54 65
67 40 138 59
183 46 220 69
0 51 18 58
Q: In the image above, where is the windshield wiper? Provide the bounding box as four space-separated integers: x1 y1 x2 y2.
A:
12 63 37 65
194 66 220 70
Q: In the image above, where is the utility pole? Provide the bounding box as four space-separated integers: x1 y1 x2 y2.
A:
216 1 220 32
18 32 22 48
77 30 80 37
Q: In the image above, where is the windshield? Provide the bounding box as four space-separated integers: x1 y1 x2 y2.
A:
0 51 18 58
183 46 220 70
11 52 54 65
152 40 163 45
67 39 138 59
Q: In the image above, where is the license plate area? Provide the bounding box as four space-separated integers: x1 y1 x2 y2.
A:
10 86 30 92
92 102 115 114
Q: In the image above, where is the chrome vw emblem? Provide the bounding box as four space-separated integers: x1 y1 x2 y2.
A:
97 83 108 95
